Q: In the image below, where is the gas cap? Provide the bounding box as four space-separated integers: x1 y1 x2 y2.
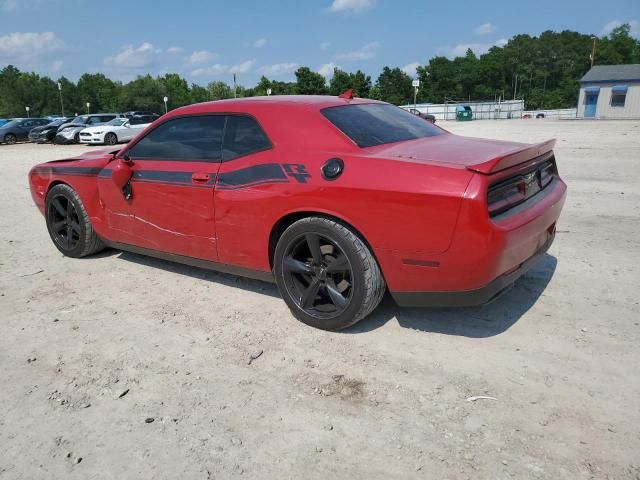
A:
321 158 344 181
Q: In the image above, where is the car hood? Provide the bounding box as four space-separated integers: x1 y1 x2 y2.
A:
81 125 116 133
365 133 555 174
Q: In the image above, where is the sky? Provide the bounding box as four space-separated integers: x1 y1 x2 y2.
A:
0 0 638 86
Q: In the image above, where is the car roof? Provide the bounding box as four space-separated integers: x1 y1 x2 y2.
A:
172 95 383 115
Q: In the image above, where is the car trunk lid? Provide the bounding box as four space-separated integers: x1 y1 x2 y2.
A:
367 133 555 174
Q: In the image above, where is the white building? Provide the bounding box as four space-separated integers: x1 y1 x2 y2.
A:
577 64 640 119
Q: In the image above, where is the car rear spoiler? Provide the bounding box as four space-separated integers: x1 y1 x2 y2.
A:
466 139 556 174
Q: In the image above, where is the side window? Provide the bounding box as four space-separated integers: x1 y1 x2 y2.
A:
222 115 271 161
127 115 225 162
611 92 626 107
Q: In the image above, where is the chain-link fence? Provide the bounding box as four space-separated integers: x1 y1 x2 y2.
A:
401 100 525 120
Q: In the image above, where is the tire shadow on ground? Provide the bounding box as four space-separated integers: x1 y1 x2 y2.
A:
108 248 557 338
347 254 558 338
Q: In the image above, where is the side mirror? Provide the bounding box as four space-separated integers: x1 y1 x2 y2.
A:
112 156 133 199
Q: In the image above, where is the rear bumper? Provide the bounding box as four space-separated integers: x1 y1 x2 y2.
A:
391 231 554 307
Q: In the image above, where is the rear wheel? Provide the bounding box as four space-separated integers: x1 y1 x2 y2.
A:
4 134 16 145
274 217 385 330
104 132 118 145
45 184 105 258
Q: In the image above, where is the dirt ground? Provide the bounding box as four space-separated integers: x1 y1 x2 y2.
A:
1 119 639 480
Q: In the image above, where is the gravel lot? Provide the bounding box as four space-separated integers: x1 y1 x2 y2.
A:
1 119 639 480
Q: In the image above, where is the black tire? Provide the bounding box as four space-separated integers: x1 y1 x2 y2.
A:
45 184 105 258
104 132 118 145
73 132 80 143
4 134 17 145
274 217 385 331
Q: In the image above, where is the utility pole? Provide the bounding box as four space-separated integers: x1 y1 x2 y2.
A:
233 73 237 98
57 82 65 117
590 37 596 68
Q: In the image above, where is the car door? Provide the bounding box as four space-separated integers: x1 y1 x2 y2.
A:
213 114 280 270
99 114 224 260
18 120 34 140
125 118 147 140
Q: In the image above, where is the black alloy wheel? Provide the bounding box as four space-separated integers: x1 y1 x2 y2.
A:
274 217 385 330
45 184 105 257
282 232 354 319
4 134 17 145
47 193 81 251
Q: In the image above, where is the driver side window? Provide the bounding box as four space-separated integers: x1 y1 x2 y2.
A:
127 115 225 162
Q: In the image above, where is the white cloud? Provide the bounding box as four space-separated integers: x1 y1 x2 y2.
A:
401 61 420 76
317 62 340 78
0 31 64 72
167 46 184 54
320 41 330 50
335 41 379 61
233 59 256 74
0 31 63 57
188 50 217 64
260 62 299 76
328 0 375 14
191 59 256 77
439 38 507 58
104 42 161 68
601 19 639 37
474 22 496 35
253 38 267 48
51 60 63 72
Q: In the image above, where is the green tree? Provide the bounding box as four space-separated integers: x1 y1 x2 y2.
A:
294 67 327 95
190 84 210 103
374 67 412 105
328 68 371 97
207 81 232 100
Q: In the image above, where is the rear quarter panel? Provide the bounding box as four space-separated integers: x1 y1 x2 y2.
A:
214 148 473 274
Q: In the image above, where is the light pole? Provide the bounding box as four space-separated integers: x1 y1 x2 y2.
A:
57 82 65 117
266 88 272 96
163 96 168 114
590 36 596 68
412 79 420 110
86 102 90 114
25 106 30 118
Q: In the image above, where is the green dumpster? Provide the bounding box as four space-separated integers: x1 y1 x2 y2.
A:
456 105 473 121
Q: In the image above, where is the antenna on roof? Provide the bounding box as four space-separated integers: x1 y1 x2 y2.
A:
339 89 353 99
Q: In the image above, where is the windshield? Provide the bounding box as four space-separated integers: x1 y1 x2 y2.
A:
2 120 19 128
106 118 128 126
321 103 442 148
46 119 66 127
71 116 89 124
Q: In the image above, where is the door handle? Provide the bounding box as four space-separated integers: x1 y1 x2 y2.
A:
192 172 211 183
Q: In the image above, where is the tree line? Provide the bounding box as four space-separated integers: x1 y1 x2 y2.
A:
1 25 638 117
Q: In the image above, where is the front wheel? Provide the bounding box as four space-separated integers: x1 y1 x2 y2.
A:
4 134 17 144
274 217 385 330
104 132 118 145
45 184 105 257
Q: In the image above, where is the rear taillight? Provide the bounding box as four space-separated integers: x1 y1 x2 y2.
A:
487 177 527 216
487 159 556 218
539 162 555 188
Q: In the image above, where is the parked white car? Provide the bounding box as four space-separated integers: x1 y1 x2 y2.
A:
79 116 153 145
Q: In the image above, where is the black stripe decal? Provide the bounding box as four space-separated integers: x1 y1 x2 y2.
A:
55 164 290 189
217 163 286 188
34 166 104 176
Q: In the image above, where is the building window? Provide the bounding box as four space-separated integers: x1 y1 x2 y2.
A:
611 85 628 107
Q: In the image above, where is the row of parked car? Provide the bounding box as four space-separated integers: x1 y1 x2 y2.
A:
0 112 159 146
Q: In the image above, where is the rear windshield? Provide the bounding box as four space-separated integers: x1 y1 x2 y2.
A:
321 103 441 148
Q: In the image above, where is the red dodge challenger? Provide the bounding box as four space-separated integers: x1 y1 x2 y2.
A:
28 94 566 330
